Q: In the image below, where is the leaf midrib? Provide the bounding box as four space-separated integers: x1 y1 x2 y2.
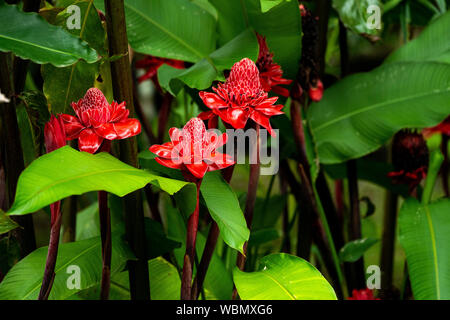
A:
425 206 440 299
259 271 296 300
13 168 146 213
125 2 208 62
313 89 450 132
22 242 100 299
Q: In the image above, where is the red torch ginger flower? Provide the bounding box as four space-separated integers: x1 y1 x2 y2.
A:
348 288 380 300
61 88 141 154
149 117 235 180
135 55 185 90
387 130 429 192
44 115 67 153
199 58 283 136
256 34 292 97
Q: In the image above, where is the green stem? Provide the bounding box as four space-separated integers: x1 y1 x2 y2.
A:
422 149 445 205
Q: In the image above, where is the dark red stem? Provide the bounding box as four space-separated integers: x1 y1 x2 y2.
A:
98 190 111 300
181 180 202 300
38 202 62 300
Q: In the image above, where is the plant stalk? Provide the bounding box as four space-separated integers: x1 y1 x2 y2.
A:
38 202 62 300
104 0 150 299
98 190 111 300
181 180 202 300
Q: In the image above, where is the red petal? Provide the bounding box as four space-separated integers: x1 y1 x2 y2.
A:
113 118 141 139
221 107 249 129
185 162 208 179
272 85 291 97
94 123 118 140
254 104 284 116
251 112 276 137
199 91 228 110
149 142 175 158
60 114 84 140
155 157 182 170
198 110 214 120
109 101 128 122
78 128 104 154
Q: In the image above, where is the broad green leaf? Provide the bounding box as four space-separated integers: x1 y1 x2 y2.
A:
165 195 233 300
0 2 98 67
248 227 280 246
398 198 450 300
158 28 259 95
260 0 291 13
75 201 99 241
339 238 378 262
210 0 301 79
332 0 382 36
308 62 450 164
0 233 133 300
8 146 195 215
0 210 19 235
144 218 181 259
74 257 181 300
233 253 337 300
386 11 450 64
43 0 105 113
95 0 216 63
201 171 250 254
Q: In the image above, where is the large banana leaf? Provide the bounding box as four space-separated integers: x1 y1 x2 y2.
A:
398 198 450 300
233 253 337 300
94 0 216 63
157 28 259 95
308 62 450 164
7 146 195 215
332 0 382 36
385 10 450 64
0 233 133 300
0 2 98 67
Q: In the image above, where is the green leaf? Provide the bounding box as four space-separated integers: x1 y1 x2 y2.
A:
260 0 291 13
42 0 105 113
0 210 20 235
158 28 259 95
339 237 378 262
233 253 337 300
201 171 250 253
8 146 195 215
248 227 280 246
0 2 98 67
210 0 301 79
386 11 450 63
308 62 450 164
144 218 181 259
332 0 382 36
165 195 233 300
0 233 133 300
74 257 181 300
95 0 216 63
398 198 450 300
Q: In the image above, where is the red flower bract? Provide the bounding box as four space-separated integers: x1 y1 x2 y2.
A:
61 88 141 154
256 34 292 97
135 55 185 90
347 288 380 300
44 115 66 153
198 58 283 136
149 118 235 180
